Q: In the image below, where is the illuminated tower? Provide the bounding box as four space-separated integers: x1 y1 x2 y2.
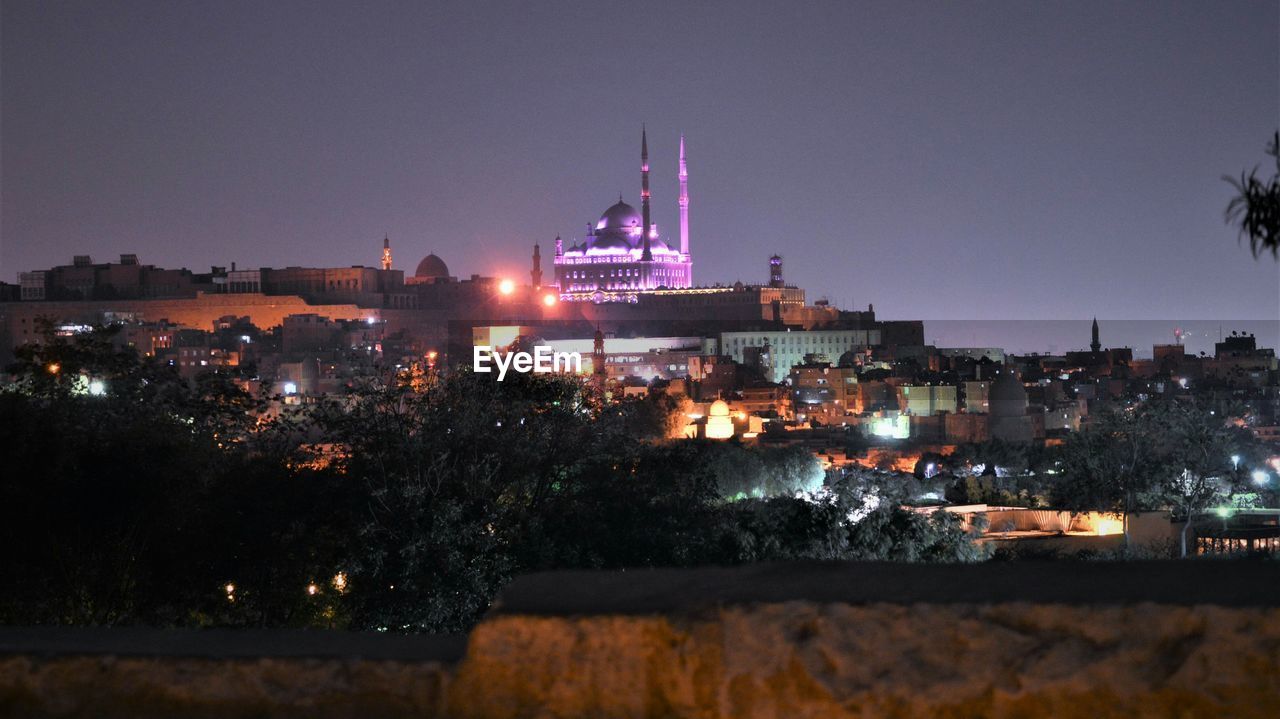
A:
678 134 689 257
640 126 653 262
769 254 784 288
381 235 392 271
593 327 607 382
1091 317 1101 353
530 242 542 289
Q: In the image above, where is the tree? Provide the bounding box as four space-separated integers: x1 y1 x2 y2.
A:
2 326 984 632
1148 402 1247 557
1052 406 1164 550
1224 130 1280 259
759 444 825 497
1053 400 1252 556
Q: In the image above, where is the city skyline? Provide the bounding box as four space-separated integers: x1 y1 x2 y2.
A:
3 1 1278 323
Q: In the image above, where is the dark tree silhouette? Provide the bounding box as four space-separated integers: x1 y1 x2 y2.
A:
1224 131 1280 259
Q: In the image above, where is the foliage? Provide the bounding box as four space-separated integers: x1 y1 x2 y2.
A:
1224 130 1280 259
1 326 981 632
1051 399 1253 552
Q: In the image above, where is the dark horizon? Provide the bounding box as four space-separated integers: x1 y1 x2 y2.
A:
3 0 1278 323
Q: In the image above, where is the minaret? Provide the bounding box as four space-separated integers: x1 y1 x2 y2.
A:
531 242 542 289
769 255 784 288
381 235 392 271
678 134 689 257
1090 317 1101 353
640 126 653 261
593 327 607 388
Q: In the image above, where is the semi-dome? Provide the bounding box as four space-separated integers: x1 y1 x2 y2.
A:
586 234 633 254
415 253 450 279
597 200 643 231
646 237 673 254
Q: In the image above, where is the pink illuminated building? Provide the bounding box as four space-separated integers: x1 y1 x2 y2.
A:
554 129 693 302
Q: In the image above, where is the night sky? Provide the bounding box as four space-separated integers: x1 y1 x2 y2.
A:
3 1 1278 338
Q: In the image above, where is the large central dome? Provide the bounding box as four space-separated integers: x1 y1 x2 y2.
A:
414 253 450 279
597 200 643 232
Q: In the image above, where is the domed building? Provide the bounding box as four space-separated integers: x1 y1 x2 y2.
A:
406 253 456 285
705 398 735 440
988 368 1034 443
555 130 693 302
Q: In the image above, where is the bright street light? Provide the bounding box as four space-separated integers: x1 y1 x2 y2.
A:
498 279 515 295
1252 470 1269 486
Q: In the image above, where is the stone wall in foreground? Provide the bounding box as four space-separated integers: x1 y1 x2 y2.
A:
2 655 449 719
450 602 1280 718
4 562 1280 718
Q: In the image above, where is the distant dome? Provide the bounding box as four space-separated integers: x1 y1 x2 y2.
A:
989 369 1028 416
598 201 643 231
706 398 734 439
415 253 450 279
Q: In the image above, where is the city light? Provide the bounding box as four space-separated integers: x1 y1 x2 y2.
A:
542 293 557 306
1231 454 1241 471
1092 516 1125 536
307 583 319 596
332 572 348 593
47 363 60 375
87 379 106 396
1252 470 1269 486
283 382 298 395
498 279 515 295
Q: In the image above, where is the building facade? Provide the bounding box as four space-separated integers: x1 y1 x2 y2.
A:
555 131 693 302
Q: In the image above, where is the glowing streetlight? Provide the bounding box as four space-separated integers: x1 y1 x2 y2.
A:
307 583 319 596
1231 455 1241 471
47 363 60 375
498 279 515 295
87 379 106 396
542 293 557 307
1252 470 1270 486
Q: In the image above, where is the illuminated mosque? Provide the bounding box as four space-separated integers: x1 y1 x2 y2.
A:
554 129 693 302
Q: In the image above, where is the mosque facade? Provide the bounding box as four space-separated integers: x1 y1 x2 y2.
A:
553 130 693 302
